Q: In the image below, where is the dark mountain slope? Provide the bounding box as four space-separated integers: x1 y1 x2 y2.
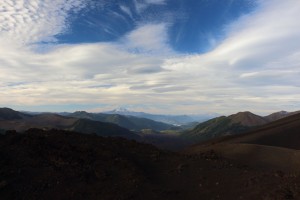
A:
0 112 138 140
0 108 30 120
69 119 138 140
0 114 77 132
69 111 174 131
1 129 300 200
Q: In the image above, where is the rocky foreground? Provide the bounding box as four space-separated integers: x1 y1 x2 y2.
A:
1 129 300 200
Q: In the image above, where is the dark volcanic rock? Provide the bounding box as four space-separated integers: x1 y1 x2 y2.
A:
0 129 157 200
1 129 300 200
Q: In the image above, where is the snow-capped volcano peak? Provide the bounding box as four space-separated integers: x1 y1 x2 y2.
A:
112 107 131 113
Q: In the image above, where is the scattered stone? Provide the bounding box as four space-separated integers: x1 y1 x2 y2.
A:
0 180 8 189
176 163 187 173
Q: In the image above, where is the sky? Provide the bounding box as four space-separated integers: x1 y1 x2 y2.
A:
0 0 300 115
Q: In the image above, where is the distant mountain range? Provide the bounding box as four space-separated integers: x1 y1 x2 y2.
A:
23 107 218 126
1 107 300 150
0 108 138 140
103 107 218 125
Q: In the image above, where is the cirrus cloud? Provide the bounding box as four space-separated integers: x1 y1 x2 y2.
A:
0 0 87 44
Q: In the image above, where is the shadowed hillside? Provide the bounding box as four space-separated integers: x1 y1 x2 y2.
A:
69 118 138 140
0 108 30 120
0 109 138 140
68 111 174 131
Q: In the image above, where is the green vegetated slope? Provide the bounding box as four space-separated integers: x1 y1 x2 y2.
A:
183 111 268 143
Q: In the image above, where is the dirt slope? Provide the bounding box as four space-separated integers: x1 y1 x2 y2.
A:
184 113 300 173
228 111 268 126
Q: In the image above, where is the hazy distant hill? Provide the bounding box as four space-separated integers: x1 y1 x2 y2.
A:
184 111 268 142
264 110 300 122
103 107 218 125
68 111 174 131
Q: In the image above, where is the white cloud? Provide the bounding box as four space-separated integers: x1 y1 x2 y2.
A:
145 0 166 5
123 23 172 54
134 0 166 14
162 0 300 114
119 5 133 19
1 0 300 115
0 39 172 109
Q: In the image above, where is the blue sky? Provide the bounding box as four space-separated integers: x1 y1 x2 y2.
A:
0 0 300 115
57 0 256 53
